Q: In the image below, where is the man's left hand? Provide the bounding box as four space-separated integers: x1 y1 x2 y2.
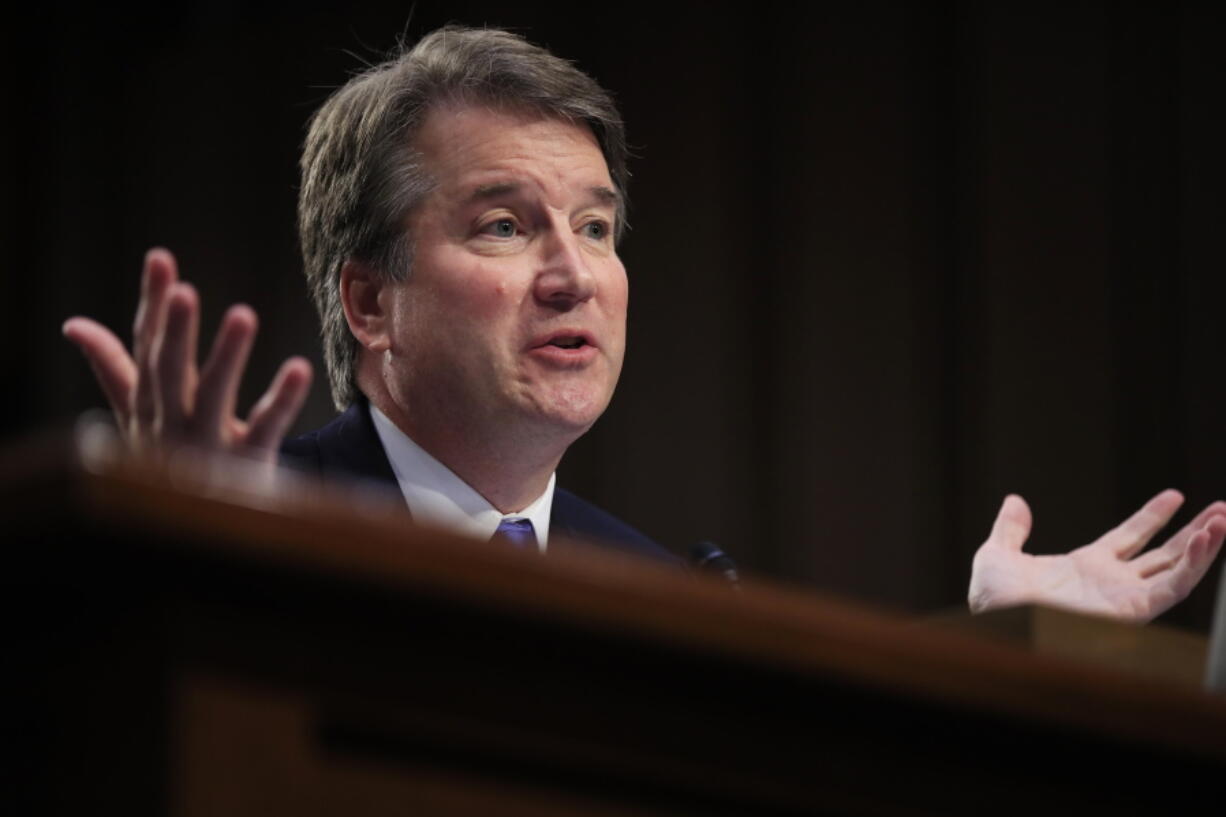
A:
969 490 1226 622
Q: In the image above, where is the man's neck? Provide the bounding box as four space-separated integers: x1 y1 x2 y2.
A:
365 393 570 514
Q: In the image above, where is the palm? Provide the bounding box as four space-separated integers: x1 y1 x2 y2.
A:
969 491 1226 623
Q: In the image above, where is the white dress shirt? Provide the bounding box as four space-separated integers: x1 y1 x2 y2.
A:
368 404 554 551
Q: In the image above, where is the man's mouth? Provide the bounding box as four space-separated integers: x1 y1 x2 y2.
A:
533 330 596 351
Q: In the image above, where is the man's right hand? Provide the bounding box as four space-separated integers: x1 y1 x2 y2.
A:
63 248 313 462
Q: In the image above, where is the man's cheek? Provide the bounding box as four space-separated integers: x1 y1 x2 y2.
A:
444 272 521 321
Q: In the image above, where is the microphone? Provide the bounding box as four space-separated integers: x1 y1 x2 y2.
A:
689 541 741 590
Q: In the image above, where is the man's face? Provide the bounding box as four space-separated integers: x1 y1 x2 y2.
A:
380 104 627 448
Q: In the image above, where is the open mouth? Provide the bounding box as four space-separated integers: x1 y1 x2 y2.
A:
534 330 595 352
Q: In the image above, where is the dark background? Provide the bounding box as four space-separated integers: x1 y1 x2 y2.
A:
6 1 1224 628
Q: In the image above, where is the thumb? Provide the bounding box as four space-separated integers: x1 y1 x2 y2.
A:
987 494 1033 553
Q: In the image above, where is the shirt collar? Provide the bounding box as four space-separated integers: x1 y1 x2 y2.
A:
367 403 554 551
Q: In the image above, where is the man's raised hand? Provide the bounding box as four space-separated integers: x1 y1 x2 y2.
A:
969 490 1226 622
62 248 312 462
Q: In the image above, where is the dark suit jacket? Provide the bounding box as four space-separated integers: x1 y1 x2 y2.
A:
281 401 682 566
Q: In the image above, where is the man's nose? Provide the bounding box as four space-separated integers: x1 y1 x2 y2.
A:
533 225 596 309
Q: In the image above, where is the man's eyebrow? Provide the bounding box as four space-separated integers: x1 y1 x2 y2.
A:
589 186 622 211
463 183 622 211
467 182 521 203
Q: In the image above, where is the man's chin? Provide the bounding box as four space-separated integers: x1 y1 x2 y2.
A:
517 390 612 441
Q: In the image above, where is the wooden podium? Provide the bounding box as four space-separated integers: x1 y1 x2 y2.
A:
5 429 1225 816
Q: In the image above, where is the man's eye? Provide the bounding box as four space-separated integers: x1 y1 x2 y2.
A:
582 221 609 240
483 218 517 238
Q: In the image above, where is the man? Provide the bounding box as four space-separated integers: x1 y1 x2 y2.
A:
62 26 1225 619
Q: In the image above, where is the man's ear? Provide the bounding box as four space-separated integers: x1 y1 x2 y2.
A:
340 260 391 352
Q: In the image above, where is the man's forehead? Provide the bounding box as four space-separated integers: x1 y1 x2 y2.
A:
413 103 613 191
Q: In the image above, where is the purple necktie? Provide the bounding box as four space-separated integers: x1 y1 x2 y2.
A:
491 517 537 550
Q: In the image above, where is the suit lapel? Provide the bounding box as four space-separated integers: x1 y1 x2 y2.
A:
319 400 399 487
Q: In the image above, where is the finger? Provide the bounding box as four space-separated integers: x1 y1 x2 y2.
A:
985 494 1032 552
1136 500 1226 566
133 248 178 358
195 304 259 444
153 283 200 435
1098 489 1184 560
63 317 138 426
1143 526 1220 620
1133 510 1226 576
243 357 313 456
1182 500 1226 540
132 249 179 428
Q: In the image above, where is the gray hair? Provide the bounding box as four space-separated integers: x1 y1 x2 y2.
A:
298 26 630 409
